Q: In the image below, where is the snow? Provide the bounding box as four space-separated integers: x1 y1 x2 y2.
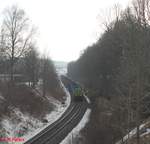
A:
141 128 150 137
116 123 146 144
0 83 71 144
60 81 71 106
60 108 91 144
1 108 44 144
23 86 71 143
84 95 90 104
0 93 5 101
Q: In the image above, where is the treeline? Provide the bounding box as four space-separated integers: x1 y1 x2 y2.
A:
0 5 63 101
68 0 150 144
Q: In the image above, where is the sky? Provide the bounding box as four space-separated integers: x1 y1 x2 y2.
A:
0 0 131 62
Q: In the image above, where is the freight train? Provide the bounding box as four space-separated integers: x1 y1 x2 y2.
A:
61 75 83 101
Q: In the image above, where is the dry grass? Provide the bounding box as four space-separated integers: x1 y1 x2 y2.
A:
0 82 54 119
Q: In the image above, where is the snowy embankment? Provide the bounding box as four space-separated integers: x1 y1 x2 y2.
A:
60 108 91 144
0 84 71 144
116 124 145 144
116 121 150 144
23 85 71 143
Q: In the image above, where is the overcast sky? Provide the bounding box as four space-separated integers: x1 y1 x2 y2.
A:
0 0 131 62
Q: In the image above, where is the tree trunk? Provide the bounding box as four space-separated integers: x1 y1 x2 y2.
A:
10 43 15 84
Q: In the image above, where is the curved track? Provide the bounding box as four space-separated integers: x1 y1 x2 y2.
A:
25 77 88 144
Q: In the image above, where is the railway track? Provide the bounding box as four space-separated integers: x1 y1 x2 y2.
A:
25 76 88 144
24 101 87 144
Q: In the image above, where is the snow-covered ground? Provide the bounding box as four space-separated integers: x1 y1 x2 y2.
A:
141 128 150 137
60 108 91 144
116 122 149 144
1 109 44 143
0 85 71 144
23 93 70 143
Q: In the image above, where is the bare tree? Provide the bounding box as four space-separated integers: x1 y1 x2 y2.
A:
132 0 150 26
1 5 35 82
98 3 122 32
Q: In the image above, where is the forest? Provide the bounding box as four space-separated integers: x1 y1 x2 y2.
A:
68 0 150 143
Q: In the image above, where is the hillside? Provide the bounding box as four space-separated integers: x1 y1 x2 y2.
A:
67 5 150 144
0 79 69 143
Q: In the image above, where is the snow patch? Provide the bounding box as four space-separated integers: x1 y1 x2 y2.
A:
84 95 90 104
0 93 5 101
116 123 146 144
141 128 150 137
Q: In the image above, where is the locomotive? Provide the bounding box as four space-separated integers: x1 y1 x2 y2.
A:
61 75 84 101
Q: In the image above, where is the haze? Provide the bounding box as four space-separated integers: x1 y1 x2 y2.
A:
0 0 130 62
